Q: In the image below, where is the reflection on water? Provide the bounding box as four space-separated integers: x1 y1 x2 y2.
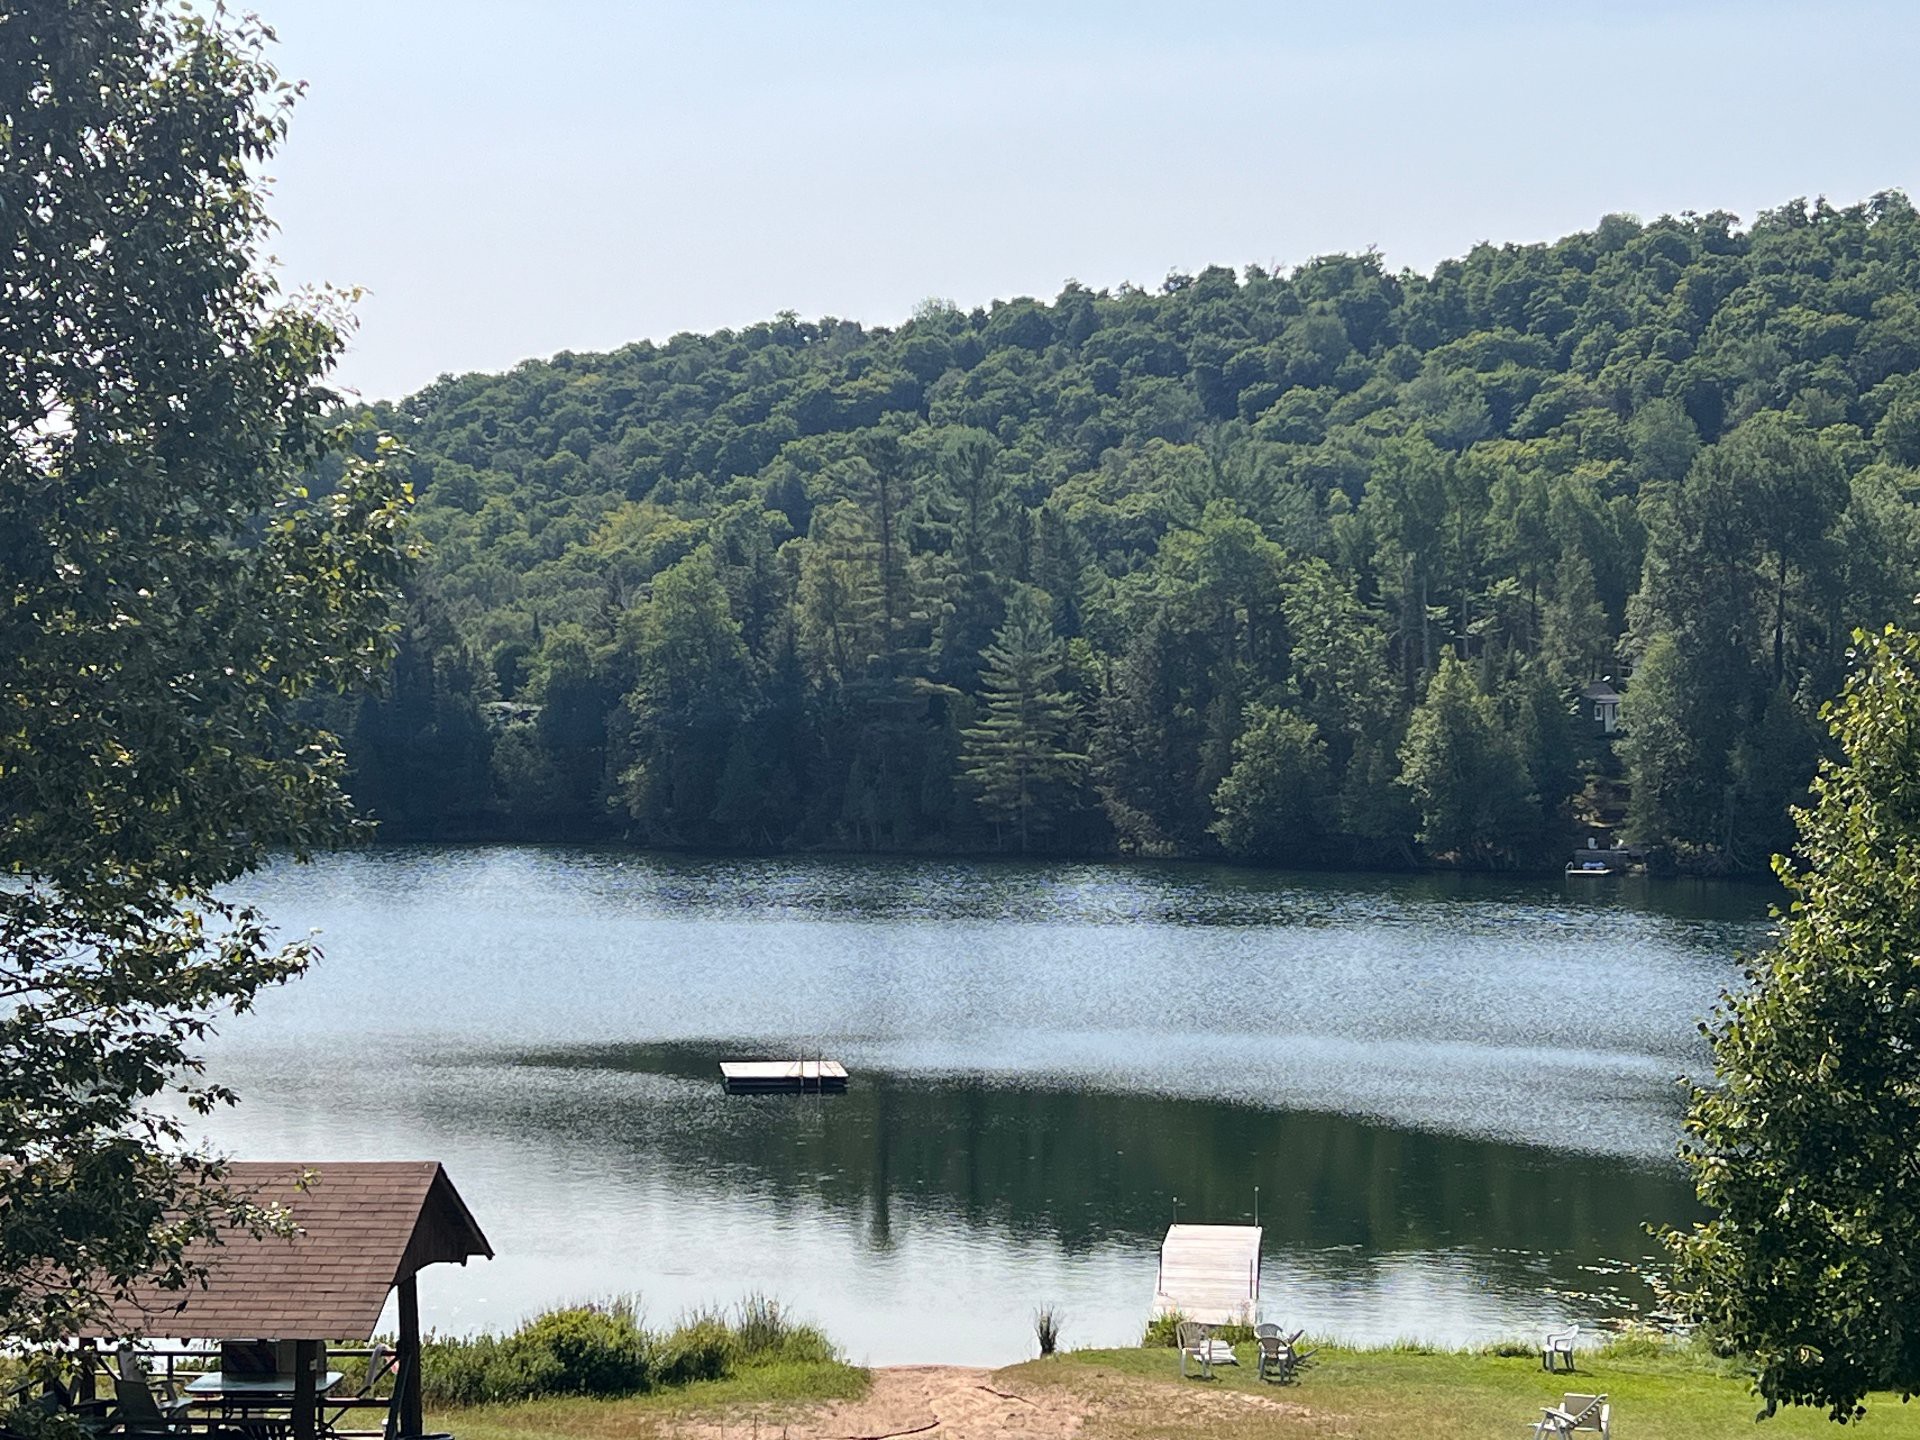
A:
186 847 1772 1363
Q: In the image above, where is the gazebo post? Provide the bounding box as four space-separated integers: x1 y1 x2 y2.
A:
292 1340 318 1440
74 1340 95 1402
398 1274 423 1439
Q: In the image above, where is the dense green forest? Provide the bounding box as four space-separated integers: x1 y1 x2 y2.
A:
334 193 1920 873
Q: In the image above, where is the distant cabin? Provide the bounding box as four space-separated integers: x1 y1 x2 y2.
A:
1581 679 1622 734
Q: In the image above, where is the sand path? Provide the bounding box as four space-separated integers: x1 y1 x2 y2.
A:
676 1363 1318 1440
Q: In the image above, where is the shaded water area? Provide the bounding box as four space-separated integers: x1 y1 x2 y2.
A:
190 847 1773 1364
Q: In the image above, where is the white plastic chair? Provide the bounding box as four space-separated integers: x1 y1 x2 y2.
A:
1175 1320 1214 1379
1255 1331 1292 1381
1540 1323 1579 1373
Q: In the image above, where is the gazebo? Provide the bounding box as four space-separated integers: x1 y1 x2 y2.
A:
79 1161 493 1440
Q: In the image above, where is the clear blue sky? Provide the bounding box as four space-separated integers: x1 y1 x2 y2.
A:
257 1 1919 402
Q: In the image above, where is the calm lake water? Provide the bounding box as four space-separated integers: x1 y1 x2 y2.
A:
188 847 1773 1364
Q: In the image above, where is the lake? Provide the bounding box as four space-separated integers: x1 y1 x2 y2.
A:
188 846 1773 1365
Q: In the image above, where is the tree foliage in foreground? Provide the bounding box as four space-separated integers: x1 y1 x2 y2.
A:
346 191 1920 870
1663 622 1920 1421
0 1 410 1343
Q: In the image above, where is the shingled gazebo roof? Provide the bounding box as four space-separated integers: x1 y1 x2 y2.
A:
79 1161 493 1340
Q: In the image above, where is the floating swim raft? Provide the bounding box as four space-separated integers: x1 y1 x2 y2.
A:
719 1059 848 1094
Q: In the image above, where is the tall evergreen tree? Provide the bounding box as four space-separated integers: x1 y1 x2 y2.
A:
960 588 1087 851
795 500 885 690
1539 545 1613 684
1398 656 1537 866
1620 631 1719 866
1093 610 1204 853
618 547 751 842
927 428 1012 687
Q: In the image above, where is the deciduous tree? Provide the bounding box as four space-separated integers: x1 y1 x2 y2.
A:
1209 707 1330 862
0 0 410 1344
1664 623 1920 1420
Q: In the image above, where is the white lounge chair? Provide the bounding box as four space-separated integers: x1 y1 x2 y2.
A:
1541 1323 1579 1373
1561 1393 1610 1436
1532 1391 1609 1439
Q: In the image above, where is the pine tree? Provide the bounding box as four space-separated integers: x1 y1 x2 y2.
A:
1540 544 1612 684
795 500 885 690
1092 610 1195 853
1398 656 1537 866
960 589 1087 851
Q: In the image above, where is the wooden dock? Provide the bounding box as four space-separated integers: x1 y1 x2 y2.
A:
720 1059 848 1094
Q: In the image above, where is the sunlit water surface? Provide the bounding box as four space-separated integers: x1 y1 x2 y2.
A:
186 848 1771 1364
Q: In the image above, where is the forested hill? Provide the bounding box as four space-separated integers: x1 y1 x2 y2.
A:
339 193 1920 873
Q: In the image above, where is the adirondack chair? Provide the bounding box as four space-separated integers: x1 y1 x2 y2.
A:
1541 1323 1579 1372
111 1354 194 1437
326 1344 399 1434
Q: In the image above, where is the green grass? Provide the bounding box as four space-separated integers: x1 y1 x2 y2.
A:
1007 1339 1920 1439
423 1336 1920 1440
426 1357 868 1440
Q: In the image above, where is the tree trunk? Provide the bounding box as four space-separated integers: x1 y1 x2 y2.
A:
1774 551 1789 686
1421 569 1432 675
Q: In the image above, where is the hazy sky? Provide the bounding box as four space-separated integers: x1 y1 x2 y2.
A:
258 1 1919 402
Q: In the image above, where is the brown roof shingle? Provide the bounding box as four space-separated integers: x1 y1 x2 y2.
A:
80 1161 493 1341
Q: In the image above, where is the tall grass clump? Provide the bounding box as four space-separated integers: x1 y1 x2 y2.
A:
653 1308 731 1388
420 1294 839 1407
732 1293 835 1364
1033 1304 1064 1356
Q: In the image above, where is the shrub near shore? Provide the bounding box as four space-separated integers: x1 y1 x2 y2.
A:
420 1295 837 1405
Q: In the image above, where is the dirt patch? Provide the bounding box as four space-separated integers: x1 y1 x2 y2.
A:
670 1363 1320 1440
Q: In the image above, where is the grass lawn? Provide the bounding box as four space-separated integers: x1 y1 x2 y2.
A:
422 1341 1920 1440
1009 1340 1920 1439
425 1357 870 1440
